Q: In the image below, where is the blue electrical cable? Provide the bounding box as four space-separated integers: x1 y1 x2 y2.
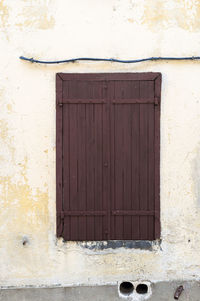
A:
19 55 200 65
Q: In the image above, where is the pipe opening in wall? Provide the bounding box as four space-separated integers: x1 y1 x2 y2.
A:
136 284 148 294
119 282 134 296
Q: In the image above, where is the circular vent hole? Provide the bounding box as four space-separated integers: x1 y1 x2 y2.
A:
119 282 134 296
136 284 148 294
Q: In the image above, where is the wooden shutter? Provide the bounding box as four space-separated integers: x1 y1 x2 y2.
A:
56 73 161 241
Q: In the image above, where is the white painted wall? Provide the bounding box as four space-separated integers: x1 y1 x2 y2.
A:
1 0 200 288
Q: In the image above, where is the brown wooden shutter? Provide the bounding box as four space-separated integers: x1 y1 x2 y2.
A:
56 73 161 241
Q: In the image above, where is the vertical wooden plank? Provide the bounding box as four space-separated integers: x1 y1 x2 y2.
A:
139 103 148 239
129 82 140 240
94 104 103 240
63 104 70 240
56 74 63 237
114 104 124 239
139 80 155 240
122 104 132 239
85 104 95 240
126 80 140 239
102 80 110 240
154 74 161 239
147 104 155 240
131 104 140 239
94 81 108 241
77 104 87 240
69 104 79 240
110 80 116 239
139 81 151 239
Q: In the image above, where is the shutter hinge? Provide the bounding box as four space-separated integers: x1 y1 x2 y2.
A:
60 211 65 220
154 211 160 220
57 211 65 237
154 97 159 106
60 211 65 237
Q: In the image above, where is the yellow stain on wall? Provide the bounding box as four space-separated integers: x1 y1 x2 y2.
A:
0 157 49 234
177 0 200 31
0 117 49 234
0 0 9 28
16 4 55 30
142 0 200 32
0 119 15 163
0 119 8 140
7 104 12 113
128 18 134 23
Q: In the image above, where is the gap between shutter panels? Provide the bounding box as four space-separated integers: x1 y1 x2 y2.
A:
56 73 161 241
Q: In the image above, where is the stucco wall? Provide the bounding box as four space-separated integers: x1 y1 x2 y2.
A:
1 0 200 288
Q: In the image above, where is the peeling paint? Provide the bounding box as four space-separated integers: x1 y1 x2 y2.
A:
142 0 200 32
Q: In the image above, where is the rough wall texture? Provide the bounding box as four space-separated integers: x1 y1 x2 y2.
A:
1 0 200 290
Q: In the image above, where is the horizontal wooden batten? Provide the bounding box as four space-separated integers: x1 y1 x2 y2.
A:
57 211 107 216
58 73 161 81
61 99 105 104
59 98 160 105
111 210 157 216
112 98 155 104
57 210 159 217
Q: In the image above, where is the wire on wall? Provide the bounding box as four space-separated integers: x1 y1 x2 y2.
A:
19 55 200 65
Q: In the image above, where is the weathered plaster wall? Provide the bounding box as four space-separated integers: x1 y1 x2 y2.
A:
1 0 200 288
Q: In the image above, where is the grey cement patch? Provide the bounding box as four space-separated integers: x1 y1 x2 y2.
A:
76 240 161 250
1 281 200 301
